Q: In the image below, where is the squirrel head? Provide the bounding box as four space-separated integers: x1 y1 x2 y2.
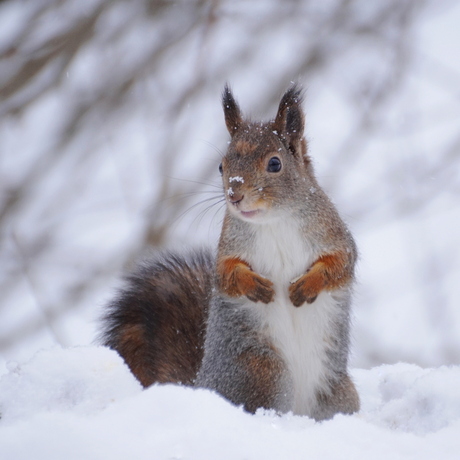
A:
220 84 316 223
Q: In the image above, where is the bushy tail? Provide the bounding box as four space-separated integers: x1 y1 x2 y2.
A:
100 249 214 387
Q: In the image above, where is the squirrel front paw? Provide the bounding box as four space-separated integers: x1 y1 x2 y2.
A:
289 271 324 307
243 272 275 304
218 257 275 304
289 252 354 307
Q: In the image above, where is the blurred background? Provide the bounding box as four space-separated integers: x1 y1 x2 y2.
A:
1 0 459 372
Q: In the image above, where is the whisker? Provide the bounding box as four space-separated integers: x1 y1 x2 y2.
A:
161 189 223 211
209 202 226 228
188 195 225 227
165 190 222 202
173 194 224 227
201 140 226 159
166 176 222 189
162 173 226 234
193 198 226 228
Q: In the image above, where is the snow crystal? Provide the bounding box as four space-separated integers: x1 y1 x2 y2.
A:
229 176 244 183
227 187 234 196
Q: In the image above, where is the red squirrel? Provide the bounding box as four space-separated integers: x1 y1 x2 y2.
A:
101 85 359 420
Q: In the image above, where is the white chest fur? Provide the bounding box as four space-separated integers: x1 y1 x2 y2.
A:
243 217 340 416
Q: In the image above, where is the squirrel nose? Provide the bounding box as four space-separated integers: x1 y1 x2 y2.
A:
229 192 244 205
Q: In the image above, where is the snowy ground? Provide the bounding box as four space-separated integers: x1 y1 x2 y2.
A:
0 346 459 460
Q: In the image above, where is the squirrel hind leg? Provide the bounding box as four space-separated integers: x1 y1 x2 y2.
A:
235 345 292 414
196 296 292 413
197 341 291 414
313 374 360 421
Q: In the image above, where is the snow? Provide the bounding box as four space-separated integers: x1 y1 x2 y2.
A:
228 176 245 183
0 347 459 459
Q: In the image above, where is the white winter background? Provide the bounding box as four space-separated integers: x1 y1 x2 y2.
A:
0 1 459 459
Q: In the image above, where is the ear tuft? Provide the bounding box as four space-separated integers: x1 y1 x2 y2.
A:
273 84 305 155
222 84 243 136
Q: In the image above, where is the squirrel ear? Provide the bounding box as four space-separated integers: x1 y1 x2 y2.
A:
273 84 305 155
222 84 243 136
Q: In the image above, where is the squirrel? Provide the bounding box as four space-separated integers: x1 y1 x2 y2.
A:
101 84 360 421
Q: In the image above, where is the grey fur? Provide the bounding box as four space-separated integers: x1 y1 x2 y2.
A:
196 85 360 419
196 287 358 419
195 295 293 414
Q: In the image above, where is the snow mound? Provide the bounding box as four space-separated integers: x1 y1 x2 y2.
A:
0 346 141 422
357 363 460 435
0 347 459 459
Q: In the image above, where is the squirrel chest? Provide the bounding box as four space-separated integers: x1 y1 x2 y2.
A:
241 217 342 415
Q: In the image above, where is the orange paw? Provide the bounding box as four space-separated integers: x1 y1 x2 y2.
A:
288 252 354 307
289 271 324 307
242 271 275 304
218 256 275 304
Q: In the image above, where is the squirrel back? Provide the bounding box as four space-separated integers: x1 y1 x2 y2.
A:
101 85 359 420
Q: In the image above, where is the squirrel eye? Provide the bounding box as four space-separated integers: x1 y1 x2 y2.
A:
267 157 282 173
218 163 223 175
